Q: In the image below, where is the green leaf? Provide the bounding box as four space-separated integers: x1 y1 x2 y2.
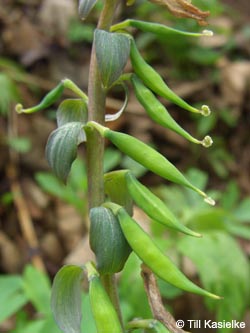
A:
35 157 87 216
94 30 130 89
226 223 250 240
51 265 83 333
57 99 88 127
177 232 250 329
233 198 250 223
7 137 31 153
22 265 51 314
45 122 85 182
0 275 28 322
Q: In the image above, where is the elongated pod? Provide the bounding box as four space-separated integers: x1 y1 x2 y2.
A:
116 207 220 299
125 171 201 237
86 121 215 205
131 75 212 147
130 39 210 116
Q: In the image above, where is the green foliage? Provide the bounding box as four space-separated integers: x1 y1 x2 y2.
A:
68 20 95 43
178 232 249 331
0 275 28 323
152 169 250 330
0 73 19 115
0 266 61 333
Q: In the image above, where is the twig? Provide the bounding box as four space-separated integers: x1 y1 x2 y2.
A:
6 108 46 273
141 264 189 333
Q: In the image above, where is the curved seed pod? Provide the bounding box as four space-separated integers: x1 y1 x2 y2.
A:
131 75 212 147
90 207 131 274
117 207 220 299
111 19 213 37
16 82 64 114
125 171 201 237
86 264 123 333
104 131 212 204
86 121 215 205
130 39 210 116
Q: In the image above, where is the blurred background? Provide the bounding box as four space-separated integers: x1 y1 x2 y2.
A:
0 0 250 332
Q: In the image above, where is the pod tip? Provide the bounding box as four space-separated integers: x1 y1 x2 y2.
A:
204 196 216 206
202 135 213 148
201 105 211 117
202 29 214 37
192 231 203 238
209 293 223 300
15 103 24 114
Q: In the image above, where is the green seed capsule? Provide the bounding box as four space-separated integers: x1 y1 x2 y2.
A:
90 207 131 274
87 268 123 333
117 207 220 299
112 19 213 38
130 39 209 116
16 82 64 114
86 121 215 205
104 130 210 202
131 75 212 147
125 171 201 237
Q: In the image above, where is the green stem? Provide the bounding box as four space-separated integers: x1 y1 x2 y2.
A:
86 0 124 329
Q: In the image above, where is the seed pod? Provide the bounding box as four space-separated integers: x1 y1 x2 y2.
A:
86 264 123 333
112 19 213 37
131 75 212 147
125 171 201 237
90 207 131 274
86 121 215 205
130 39 210 116
104 130 210 202
116 207 220 299
16 82 64 114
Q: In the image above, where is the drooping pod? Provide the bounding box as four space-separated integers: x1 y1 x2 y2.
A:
90 207 131 274
115 207 220 299
86 262 123 333
16 82 64 114
15 78 88 114
125 171 201 237
131 75 212 147
111 19 213 38
86 121 215 205
130 38 210 116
